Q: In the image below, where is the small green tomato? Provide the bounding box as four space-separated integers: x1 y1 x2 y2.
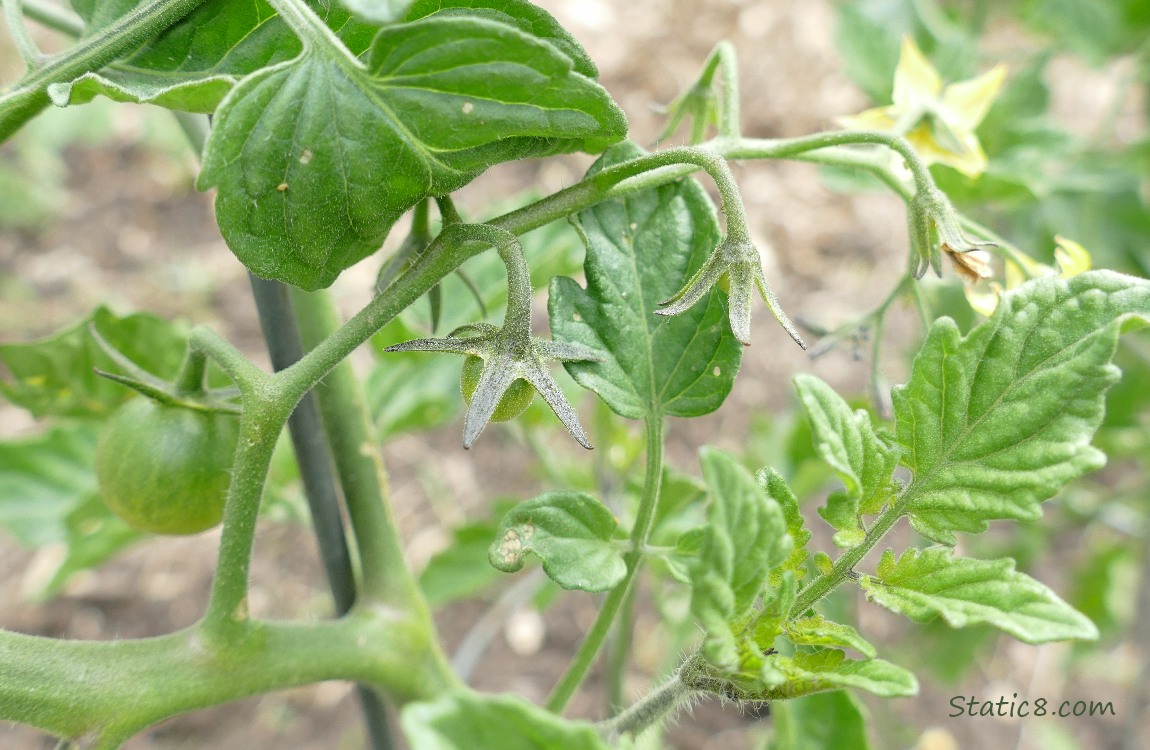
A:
459 355 534 422
95 397 239 535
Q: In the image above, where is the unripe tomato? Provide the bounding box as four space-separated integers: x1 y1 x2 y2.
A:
459 355 534 422
95 397 240 535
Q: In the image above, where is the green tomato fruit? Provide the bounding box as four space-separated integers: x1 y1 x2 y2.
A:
95 397 240 535
459 355 534 422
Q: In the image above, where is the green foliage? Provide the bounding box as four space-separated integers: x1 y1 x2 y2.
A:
894 271 1150 543
794 374 897 517
759 650 918 700
488 492 625 592
419 518 505 608
58 1 377 112
689 447 790 668
757 467 812 577
764 690 871 750
1 1 1147 747
834 0 977 102
405 0 599 79
1023 0 1150 63
401 691 608 749
793 374 896 548
0 422 139 597
862 548 1098 643
198 11 625 289
0 307 191 419
783 616 877 659
550 141 742 419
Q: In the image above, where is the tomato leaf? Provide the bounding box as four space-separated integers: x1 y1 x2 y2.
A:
894 271 1150 543
860 548 1098 644
0 423 140 598
794 373 897 517
419 520 504 608
405 0 598 79
757 467 812 577
56 1 376 112
198 14 625 290
401 691 608 750
762 650 918 699
783 615 877 659
549 141 742 419
0 307 190 419
341 0 414 23
690 448 790 668
766 690 871 750
488 492 625 592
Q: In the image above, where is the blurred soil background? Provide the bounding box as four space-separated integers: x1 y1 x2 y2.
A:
1 1 1147 749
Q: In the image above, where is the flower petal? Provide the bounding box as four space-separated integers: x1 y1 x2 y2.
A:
837 106 899 132
892 36 942 110
1054 236 1092 278
941 64 1007 132
964 282 1002 317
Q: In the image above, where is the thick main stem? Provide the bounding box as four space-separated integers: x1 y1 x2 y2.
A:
289 289 422 608
0 612 452 747
546 415 665 713
201 401 291 633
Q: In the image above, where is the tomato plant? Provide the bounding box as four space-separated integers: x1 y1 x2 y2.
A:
0 1 1148 750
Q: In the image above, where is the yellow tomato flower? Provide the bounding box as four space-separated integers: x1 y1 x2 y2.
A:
840 37 1006 178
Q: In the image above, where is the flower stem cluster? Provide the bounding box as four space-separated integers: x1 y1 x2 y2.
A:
385 224 601 448
657 231 806 349
908 184 995 280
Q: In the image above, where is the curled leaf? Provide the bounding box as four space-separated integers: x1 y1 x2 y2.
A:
488 492 625 592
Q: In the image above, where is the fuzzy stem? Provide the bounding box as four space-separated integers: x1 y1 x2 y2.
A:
274 147 757 408
201 397 293 634
265 0 361 67
789 498 904 617
172 348 208 394
596 669 696 740
0 0 208 140
605 582 638 715
724 131 933 197
547 415 665 713
20 0 84 37
706 41 740 140
4 0 43 68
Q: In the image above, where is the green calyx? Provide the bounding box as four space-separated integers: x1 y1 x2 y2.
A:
385 224 601 448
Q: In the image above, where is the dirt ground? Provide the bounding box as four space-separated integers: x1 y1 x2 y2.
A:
1 1 1145 749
